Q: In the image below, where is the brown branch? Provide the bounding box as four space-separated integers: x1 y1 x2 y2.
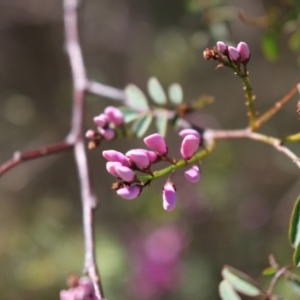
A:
254 81 300 129
63 0 104 298
0 141 73 177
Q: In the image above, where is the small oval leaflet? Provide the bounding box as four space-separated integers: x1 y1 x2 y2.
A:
289 195 300 249
219 280 241 300
147 77 167 105
124 84 149 111
155 109 168 137
262 266 276 276
293 242 300 267
221 266 262 297
118 107 140 124
132 114 153 137
288 275 300 295
168 83 183 104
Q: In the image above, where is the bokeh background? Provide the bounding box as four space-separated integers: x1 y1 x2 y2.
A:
0 0 300 299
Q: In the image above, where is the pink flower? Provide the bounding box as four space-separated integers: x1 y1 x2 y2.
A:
131 149 158 163
126 149 150 169
237 42 250 63
228 46 240 63
162 182 177 211
178 128 200 139
184 165 200 183
216 41 227 54
104 106 124 126
98 127 115 140
106 161 122 177
93 113 108 127
85 129 96 139
115 165 136 182
144 133 167 155
102 150 130 167
180 134 199 160
117 186 141 200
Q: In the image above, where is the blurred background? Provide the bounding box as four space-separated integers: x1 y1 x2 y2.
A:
0 0 300 299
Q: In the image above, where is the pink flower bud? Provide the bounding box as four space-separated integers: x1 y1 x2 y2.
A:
126 149 150 169
216 41 227 54
78 277 94 296
237 42 250 63
180 134 199 160
102 150 130 167
117 186 141 200
60 289 75 300
144 133 167 155
145 150 159 163
184 165 200 183
104 106 124 126
115 165 136 182
93 114 108 127
98 127 115 140
106 161 122 177
85 129 96 139
228 46 240 63
74 286 87 300
179 128 200 139
162 182 176 211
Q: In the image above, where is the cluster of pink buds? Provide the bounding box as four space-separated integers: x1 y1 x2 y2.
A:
217 41 250 65
85 106 124 149
104 130 201 211
60 276 99 300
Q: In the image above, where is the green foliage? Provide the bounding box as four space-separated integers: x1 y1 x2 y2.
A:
219 280 241 300
221 266 262 297
287 275 300 295
262 266 277 276
147 77 167 105
124 84 149 111
155 109 169 136
261 32 280 62
118 107 140 124
289 195 300 249
132 114 153 137
168 83 183 104
289 30 300 51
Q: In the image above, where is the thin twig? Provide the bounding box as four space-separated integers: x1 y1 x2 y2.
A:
255 81 300 129
205 128 300 169
0 141 73 177
63 0 104 298
87 80 126 102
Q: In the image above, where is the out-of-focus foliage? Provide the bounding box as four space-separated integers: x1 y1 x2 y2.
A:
1 0 300 300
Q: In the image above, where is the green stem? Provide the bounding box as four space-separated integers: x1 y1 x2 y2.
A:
282 132 300 143
137 141 216 182
223 61 256 130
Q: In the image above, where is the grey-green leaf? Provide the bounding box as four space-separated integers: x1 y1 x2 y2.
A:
147 77 167 105
293 243 300 266
155 109 168 137
287 275 300 294
219 280 241 300
132 114 153 137
124 84 149 111
118 107 140 123
221 266 262 296
289 195 300 248
168 83 183 104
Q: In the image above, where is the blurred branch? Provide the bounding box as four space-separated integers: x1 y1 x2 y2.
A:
0 142 73 177
63 0 104 298
87 80 126 102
